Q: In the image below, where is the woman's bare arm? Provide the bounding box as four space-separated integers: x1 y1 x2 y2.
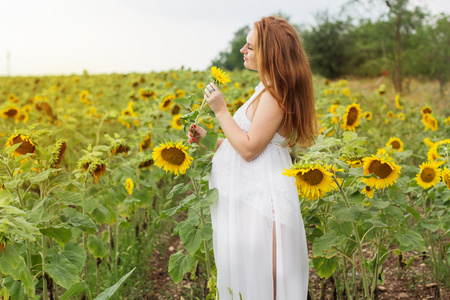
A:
205 82 283 162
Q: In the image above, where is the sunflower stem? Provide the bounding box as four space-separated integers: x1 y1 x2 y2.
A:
427 230 442 300
342 256 352 300
370 228 384 300
41 235 48 300
190 176 212 280
194 97 209 125
422 193 442 299
335 177 370 299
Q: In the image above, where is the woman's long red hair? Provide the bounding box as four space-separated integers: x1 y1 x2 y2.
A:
254 16 317 147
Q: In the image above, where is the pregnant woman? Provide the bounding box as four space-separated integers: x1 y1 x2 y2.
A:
189 15 317 300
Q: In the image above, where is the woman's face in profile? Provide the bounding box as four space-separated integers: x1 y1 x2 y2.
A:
240 27 257 71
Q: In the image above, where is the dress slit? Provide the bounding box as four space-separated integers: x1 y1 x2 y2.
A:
273 220 277 300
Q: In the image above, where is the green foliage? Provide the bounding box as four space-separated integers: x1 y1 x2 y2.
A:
302 14 355 79
211 25 250 71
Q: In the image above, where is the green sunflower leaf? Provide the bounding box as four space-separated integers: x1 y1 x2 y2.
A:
168 251 196 284
87 236 108 259
60 282 87 300
94 268 135 300
201 131 218 151
312 256 339 279
179 223 202 254
40 226 72 246
395 230 426 252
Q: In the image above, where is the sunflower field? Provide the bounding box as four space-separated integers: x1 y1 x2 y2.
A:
0 69 449 299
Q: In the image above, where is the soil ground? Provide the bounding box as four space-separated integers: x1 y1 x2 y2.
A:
139 234 449 300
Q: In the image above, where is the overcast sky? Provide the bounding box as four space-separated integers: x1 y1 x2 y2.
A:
0 0 448 76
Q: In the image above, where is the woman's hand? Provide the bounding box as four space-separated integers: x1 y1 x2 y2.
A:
204 82 228 116
188 124 207 145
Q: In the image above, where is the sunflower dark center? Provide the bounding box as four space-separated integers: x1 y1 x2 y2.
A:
139 159 154 168
163 100 172 108
12 135 35 155
390 141 401 149
365 186 371 192
347 107 358 125
423 108 432 114
140 136 151 150
54 142 67 168
176 119 182 126
5 109 18 117
420 167 435 183
300 169 324 185
161 147 185 165
368 160 393 179
171 105 180 115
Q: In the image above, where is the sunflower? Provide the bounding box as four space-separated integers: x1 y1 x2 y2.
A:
232 98 246 112
445 116 450 126
118 117 131 128
342 88 351 96
397 113 405 121
421 105 433 116
175 89 186 98
415 161 442 189
427 139 450 163
282 164 336 200
159 94 175 111
386 137 404 152
152 141 193 175
387 111 396 118
197 82 205 89
323 89 333 96
1 106 19 120
421 114 438 131
89 161 107 183
424 138 435 148
125 178 134 195
361 186 374 198
362 154 402 189
8 94 18 103
139 88 155 100
80 90 90 106
211 66 231 85
332 116 340 124
36 102 56 120
341 102 362 131
170 104 181 116
394 95 403 109
139 156 154 169
139 133 152 151
169 114 184 130
338 79 348 87
6 134 36 157
49 139 67 168
21 105 32 113
442 168 450 189
111 144 130 156
376 148 389 156
329 104 339 115
363 111 372 120
340 154 366 168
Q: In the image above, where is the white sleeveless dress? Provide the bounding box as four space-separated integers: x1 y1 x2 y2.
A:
209 82 309 300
